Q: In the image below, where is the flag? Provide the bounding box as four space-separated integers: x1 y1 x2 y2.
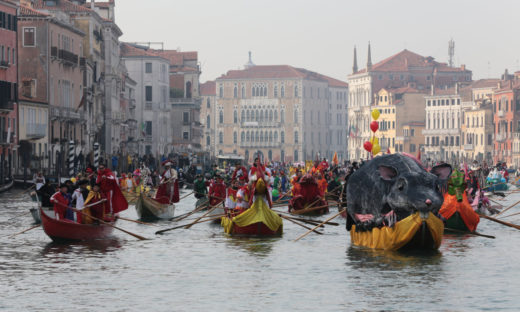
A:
75 94 86 112
332 152 339 165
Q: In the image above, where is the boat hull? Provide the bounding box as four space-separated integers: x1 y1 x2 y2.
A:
136 194 175 221
227 220 282 236
40 207 115 242
0 179 14 193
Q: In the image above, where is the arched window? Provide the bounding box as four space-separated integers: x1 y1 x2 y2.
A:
219 110 224 123
281 131 285 143
246 110 250 121
219 86 223 98
264 131 268 143
245 150 249 162
206 136 210 146
255 131 259 142
263 86 267 97
294 110 298 123
281 110 285 123
219 131 223 144
294 149 298 162
294 131 299 143
295 86 299 97
281 85 285 98
269 131 273 142
256 87 260 96
186 81 192 98
260 131 264 142
252 87 256 97
274 110 278 121
207 98 210 108
281 150 285 162
241 86 245 98
274 131 278 142
268 150 272 161
260 110 264 122
234 110 238 124
241 110 245 122
233 86 238 98
274 85 278 97
241 131 245 142
255 110 259 122
206 115 210 128
233 131 237 144
246 131 250 142
269 110 273 121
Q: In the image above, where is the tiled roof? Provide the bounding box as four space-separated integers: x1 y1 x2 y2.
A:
120 43 167 60
155 50 198 66
19 5 49 17
470 79 500 89
218 65 348 88
354 49 470 74
33 0 94 12
200 81 216 96
83 1 112 8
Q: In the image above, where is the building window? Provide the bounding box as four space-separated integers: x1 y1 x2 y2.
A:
294 131 299 143
274 85 278 97
241 85 245 98
219 131 223 144
145 86 152 102
281 150 285 162
281 85 285 98
281 110 285 123
145 62 152 73
281 131 285 143
295 86 299 97
233 131 237 144
219 110 224 124
241 110 245 122
268 150 272 161
246 131 250 142
241 131 245 142
206 115 210 128
183 131 189 140
207 98 210 108
219 85 223 98
294 150 298 162
23 27 35 47
233 85 238 98
145 121 152 136
274 131 278 142
206 136 210 146
183 112 190 124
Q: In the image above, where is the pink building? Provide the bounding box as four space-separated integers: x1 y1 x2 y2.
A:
0 0 18 183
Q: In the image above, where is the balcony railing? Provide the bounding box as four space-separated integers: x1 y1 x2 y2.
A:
26 123 46 139
0 100 15 111
170 97 202 107
240 121 281 128
58 49 78 66
49 106 83 120
0 60 9 69
239 142 282 148
464 144 474 151
0 130 13 144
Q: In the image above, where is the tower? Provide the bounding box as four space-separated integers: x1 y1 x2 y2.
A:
244 51 255 69
352 46 358 74
448 39 455 67
367 41 372 70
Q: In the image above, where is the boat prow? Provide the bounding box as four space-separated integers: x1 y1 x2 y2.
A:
135 194 176 221
40 207 116 242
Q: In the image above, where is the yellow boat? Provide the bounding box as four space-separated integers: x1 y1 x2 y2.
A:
349 212 444 251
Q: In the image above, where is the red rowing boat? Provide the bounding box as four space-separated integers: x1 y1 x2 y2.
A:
224 217 282 236
40 207 116 242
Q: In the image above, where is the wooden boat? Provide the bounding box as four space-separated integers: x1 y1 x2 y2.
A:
224 218 283 236
135 193 175 221
349 212 444 251
122 190 138 204
194 196 209 210
40 206 116 242
0 179 14 193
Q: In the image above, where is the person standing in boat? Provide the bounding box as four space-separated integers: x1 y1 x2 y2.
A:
71 180 90 223
209 173 226 206
194 174 208 199
50 184 74 221
155 160 179 204
83 184 107 223
225 179 240 209
33 172 45 191
96 163 128 217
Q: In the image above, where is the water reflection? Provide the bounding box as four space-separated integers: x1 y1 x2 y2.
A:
40 238 123 258
223 235 279 257
346 246 443 270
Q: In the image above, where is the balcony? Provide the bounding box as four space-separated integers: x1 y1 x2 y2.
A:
497 110 505 118
58 49 78 66
51 46 58 58
496 133 507 142
129 99 136 109
0 60 9 69
49 106 83 120
422 128 460 135
26 123 46 139
0 130 13 145
240 121 281 128
0 100 15 112
239 142 282 148
464 144 474 151
170 97 202 107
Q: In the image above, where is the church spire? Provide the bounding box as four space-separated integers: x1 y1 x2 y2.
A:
367 41 372 70
352 46 358 74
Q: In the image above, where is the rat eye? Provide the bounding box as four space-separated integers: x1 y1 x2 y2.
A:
397 179 406 191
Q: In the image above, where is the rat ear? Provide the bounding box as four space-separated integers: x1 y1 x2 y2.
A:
431 163 452 180
378 165 398 181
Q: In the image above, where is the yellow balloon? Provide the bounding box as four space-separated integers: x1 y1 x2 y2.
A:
371 109 380 121
370 137 379 146
372 143 381 155
71 177 77 183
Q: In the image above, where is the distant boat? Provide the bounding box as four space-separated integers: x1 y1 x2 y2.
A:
0 179 14 193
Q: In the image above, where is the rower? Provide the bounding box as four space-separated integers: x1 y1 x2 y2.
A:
50 183 73 221
155 160 179 204
71 179 90 223
225 179 240 209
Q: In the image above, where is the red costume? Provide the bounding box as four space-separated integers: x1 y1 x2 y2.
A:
96 168 128 215
232 165 249 183
50 191 72 220
289 174 328 214
155 167 179 204
209 179 226 206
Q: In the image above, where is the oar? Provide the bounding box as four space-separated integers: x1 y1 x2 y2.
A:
7 224 41 238
184 202 222 229
479 214 520 231
5 211 31 222
285 215 339 226
280 214 323 235
444 227 495 239
290 203 331 215
178 191 194 201
118 216 158 226
294 209 346 241
495 199 520 216
155 216 222 235
500 211 520 219
170 200 211 222
70 206 148 240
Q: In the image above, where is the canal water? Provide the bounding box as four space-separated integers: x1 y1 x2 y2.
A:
1 187 520 311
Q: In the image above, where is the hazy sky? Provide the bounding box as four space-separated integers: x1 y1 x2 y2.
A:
117 0 519 83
